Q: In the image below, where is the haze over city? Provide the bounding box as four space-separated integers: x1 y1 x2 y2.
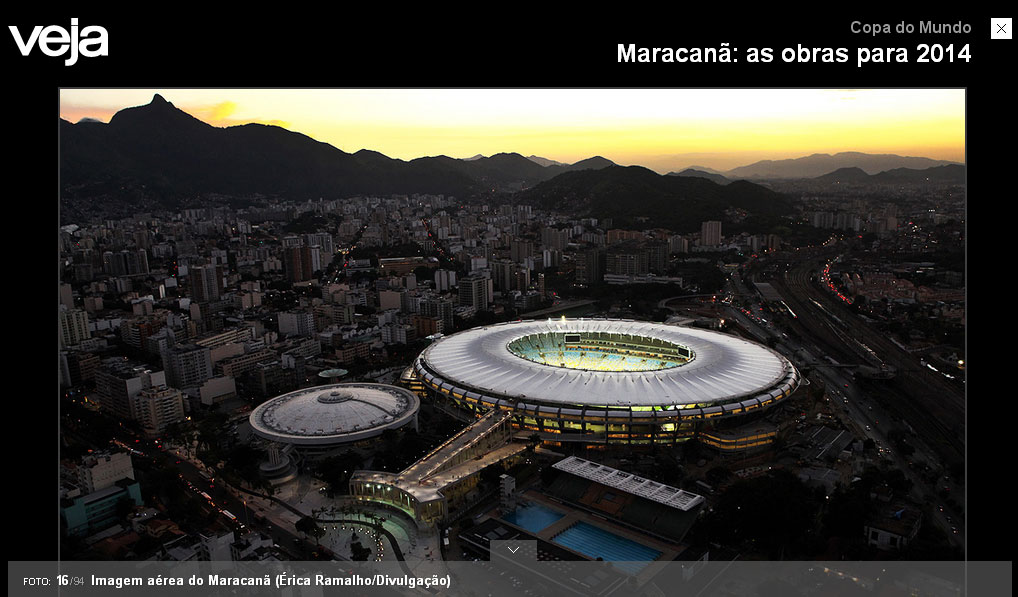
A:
59 88 965 173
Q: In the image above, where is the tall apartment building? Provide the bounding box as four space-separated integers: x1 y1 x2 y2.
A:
381 324 416 345
283 246 315 283
606 245 650 276
458 276 491 311
162 343 214 391
419 296 455 331
514 267 531 292
324 302 356 326
307 245 322 273
490 259 517 292
94 360 166 420
668 234 689 254
411 314 444 337
510 239 535 264
574 248 604 284
645 241 669 273
76 451 135 494
120 313 168 350
133 229 153 250
83 295 104 313
542 249 562 268
378 288 408 312
701 220 722 246
305 232 334 257
102 249 149 276
190 264 223 303
278 311 316 337
59 350 101 387
434 270 457 292
133 386 186 436
541 227 570 251
59 307 91 347
59 283 74 310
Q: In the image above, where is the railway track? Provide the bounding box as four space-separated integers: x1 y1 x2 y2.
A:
769 257 964 464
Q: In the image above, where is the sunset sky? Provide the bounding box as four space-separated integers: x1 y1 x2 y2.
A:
59 89 965 173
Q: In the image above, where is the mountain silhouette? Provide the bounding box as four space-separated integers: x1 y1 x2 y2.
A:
60 95 960 222
61 95 615 205
519 165 791 232
813 164 964 185
668 168 732 185
726 152 961 179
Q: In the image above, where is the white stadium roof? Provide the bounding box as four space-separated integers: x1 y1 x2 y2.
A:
418 319 797 409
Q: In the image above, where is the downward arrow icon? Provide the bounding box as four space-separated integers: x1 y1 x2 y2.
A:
508 546 519 553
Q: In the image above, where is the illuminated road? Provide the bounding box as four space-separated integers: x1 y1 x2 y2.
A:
764 250 964 465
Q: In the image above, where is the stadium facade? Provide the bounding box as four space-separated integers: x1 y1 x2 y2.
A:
409 319 800 446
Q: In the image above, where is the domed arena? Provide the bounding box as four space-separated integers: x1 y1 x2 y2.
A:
249 383 420 458
410 319 800 445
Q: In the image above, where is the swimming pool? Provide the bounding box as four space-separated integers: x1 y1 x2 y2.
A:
552 522 661 574
502 503 565 533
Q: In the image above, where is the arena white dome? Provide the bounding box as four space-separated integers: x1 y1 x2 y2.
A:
411 319 800 444
249 383 420 452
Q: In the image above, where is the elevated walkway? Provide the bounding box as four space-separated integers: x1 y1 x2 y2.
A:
350 409 524 524
401 409 513 482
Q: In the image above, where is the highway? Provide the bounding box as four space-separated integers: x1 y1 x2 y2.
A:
761 249 964 464
724 248 965 550
169 450 317 559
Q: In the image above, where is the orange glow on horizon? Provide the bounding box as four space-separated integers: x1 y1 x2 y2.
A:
59 89 965 172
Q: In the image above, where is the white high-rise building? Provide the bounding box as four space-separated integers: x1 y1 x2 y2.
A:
132 386 186 435
305 233 334 257
278 311 315 337
94 360 166 420
76 451 135 494
541 227 569 251
59 307 91 347
162 343 213 391
434 269 457 292
701 221 722 246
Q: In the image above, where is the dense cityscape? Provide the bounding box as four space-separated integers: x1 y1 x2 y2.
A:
57 93 965 595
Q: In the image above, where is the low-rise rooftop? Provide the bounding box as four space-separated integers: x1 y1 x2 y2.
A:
553 456 704 511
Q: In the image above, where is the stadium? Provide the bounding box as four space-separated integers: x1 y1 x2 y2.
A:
409 319 801 445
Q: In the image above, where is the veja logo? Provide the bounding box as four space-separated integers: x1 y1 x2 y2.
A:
8 18 107 66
